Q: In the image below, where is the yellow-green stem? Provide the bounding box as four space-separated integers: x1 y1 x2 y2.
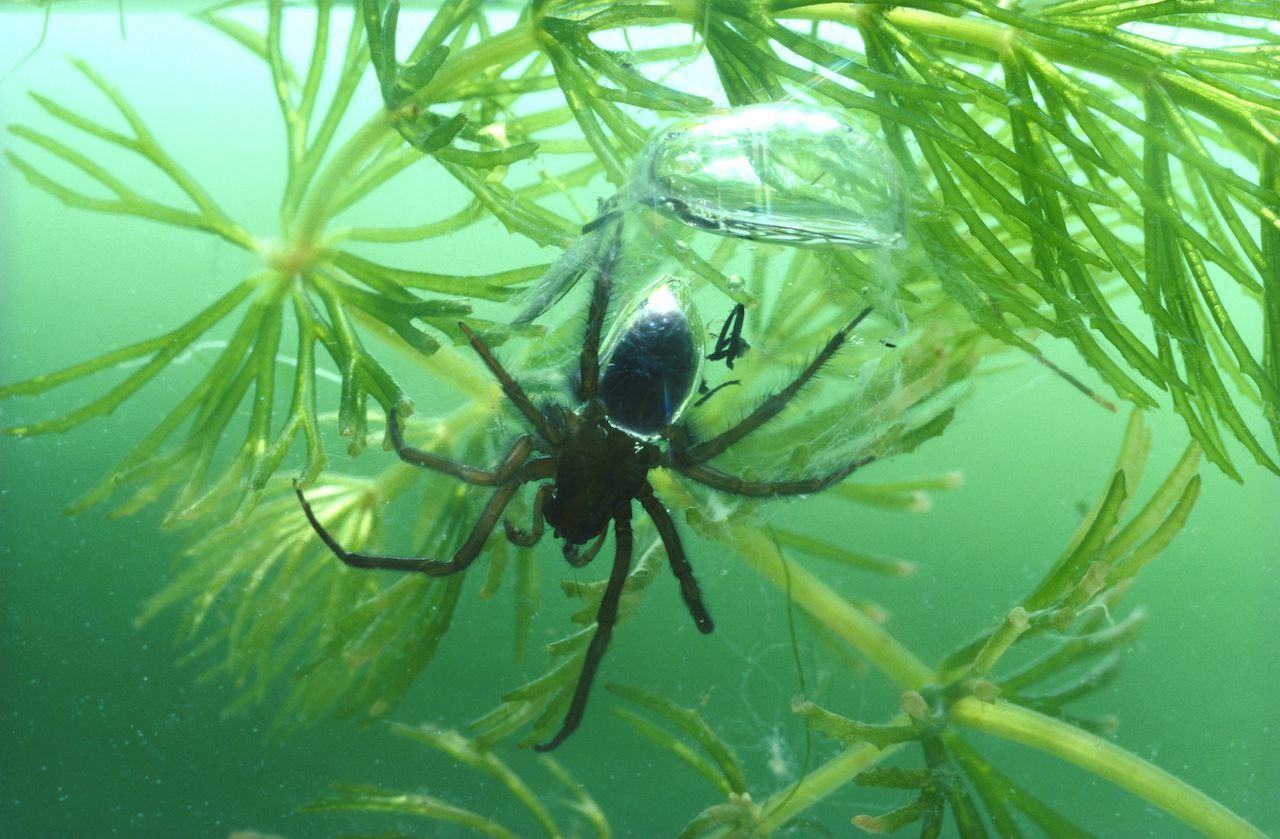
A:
952 698 1268 839
291 22 540 246
758 740 903 832
674 488 1260 837
783 5 1157 84
703 504 934 689
291 113 395 246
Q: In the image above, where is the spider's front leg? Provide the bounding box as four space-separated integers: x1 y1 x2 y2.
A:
574 219 621 403
535 501 635 752
295 477 524 576
675 306 873 466
388 409 533 486
458 322 565 447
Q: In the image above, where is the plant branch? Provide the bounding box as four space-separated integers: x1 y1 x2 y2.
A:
952 698 1268 839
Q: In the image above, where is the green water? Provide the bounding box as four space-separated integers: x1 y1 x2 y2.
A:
2 7 1278 838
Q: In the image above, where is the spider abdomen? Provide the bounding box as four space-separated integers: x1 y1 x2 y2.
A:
599 281 701 438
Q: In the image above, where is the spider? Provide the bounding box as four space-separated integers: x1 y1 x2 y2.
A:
294 232 875 751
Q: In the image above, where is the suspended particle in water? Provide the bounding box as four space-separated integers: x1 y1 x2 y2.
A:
764 726 795 782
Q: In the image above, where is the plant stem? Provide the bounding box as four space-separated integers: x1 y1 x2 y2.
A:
291 21 540 247
674 478 1263 836
681 500 934 689
757 740 904 832
292 112 394 246
782 4 1173 86
951 698 1268 839
422 23 539 103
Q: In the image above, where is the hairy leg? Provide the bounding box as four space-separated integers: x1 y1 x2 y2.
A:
535 501 634 752
576 223 623 402
459 322 564 446
389 410 534 486
638 483 713 633
674 455 875 497
295 477 523 576
675 306 872 465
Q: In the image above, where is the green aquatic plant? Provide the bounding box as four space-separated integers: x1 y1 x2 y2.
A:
3 0 123 69
305 415 1236 838
1 0 1276 835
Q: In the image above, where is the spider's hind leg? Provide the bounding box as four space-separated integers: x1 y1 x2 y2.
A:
535 501 635 752
638 483 713 633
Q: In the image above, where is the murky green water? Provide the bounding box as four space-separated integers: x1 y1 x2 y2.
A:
2 7 1277 838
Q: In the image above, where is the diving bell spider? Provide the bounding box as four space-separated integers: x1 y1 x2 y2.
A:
295 234 875 751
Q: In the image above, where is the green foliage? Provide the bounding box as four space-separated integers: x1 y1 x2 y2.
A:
2 0 1277 836
318 417 1249 836
303 723 607 839
785 413 1218 837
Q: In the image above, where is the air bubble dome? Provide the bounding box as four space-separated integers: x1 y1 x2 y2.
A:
513 102 905 324
627 102 905 249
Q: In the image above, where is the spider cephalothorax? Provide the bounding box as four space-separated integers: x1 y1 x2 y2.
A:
296 230 874 750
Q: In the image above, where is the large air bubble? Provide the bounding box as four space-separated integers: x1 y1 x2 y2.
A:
513 102 905 324
628 102 905 248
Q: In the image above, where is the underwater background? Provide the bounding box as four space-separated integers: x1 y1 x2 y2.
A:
2 4 1279 838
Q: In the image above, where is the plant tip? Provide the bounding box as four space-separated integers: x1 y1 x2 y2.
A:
906 491 931 512
900 690 929 721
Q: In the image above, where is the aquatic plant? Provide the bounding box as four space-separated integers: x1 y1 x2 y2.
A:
2 0 1276 835
299 413 1222 836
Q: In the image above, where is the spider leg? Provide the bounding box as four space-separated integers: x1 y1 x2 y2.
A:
576 221 623 402
638 483 713 634
674 456 875 497
389 409 534 486
563 528 608 568
675 306 872 466
504 484 552 547
535 501 635 752
520 456 558 482
458 322 564 447
295 477 522 576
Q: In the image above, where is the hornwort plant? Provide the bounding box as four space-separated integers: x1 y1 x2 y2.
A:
2 0 1276 836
